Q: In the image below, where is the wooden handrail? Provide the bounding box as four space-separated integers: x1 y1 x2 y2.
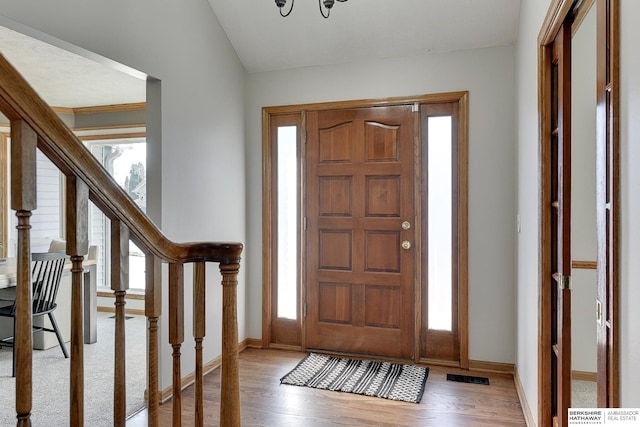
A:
0 51 243 426
0 55 242 266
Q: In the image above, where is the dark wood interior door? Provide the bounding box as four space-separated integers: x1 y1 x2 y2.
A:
550 21 572 427
305 105 415 359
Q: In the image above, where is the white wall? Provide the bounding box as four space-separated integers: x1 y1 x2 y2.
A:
247 46 518 364
619 0 640 408
0 0 246 391
515 0 550 424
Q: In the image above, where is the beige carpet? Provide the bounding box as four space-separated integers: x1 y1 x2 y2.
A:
0 311 147 426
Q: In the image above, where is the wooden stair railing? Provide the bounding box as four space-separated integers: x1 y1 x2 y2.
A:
0 53 243 426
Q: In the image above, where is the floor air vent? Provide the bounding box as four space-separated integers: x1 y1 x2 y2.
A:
446 373 490 385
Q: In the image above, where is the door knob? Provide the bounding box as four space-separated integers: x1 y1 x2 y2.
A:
401 240 411 250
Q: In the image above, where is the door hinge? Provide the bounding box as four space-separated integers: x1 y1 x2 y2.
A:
596 299 602 325
412 102 419 113
303 216 308 230
303 303 307 317
558 274 571 290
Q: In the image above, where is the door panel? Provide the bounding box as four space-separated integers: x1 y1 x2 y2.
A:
595 0 619 408
550 21 572 427
306 105 414 359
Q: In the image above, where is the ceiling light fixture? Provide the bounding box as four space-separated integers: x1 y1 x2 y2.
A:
275 0 349 19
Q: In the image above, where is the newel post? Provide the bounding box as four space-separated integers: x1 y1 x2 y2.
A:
11 120 37 427
219 261 241 426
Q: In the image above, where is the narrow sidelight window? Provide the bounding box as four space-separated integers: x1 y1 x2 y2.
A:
276 126 298 320
421 99 466 364
427 116 453 331
266 112 302 347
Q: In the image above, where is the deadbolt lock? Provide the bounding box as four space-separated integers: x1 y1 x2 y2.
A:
401 221 411 230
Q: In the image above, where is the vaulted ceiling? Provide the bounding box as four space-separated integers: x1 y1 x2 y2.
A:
207 0 521 73
0 0 521 108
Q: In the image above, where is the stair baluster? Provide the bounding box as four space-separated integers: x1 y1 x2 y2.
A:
66 176 89 427
169 262 184 426
111 220 130 426
145 254 162 426
193 261 206 427
11 120 37 427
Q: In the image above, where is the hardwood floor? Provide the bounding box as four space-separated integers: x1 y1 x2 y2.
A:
127 348 526 426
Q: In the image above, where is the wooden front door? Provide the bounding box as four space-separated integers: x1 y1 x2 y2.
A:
305 105 415 359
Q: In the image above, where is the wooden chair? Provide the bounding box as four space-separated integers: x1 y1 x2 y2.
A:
0 252 70 376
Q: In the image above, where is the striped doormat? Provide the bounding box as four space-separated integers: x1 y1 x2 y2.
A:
280 353 429 403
